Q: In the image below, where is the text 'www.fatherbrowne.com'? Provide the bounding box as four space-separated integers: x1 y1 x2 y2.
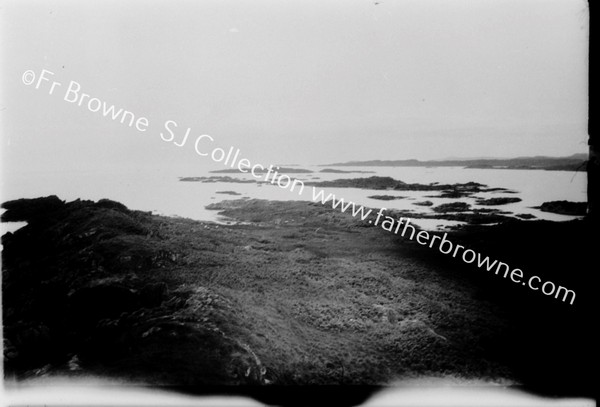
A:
311 186 576 305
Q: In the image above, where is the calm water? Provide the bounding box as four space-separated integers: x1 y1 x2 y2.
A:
1 166 587 232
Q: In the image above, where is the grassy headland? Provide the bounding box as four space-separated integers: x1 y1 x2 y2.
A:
1 196 593 404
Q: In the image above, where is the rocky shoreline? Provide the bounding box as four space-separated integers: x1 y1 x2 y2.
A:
1 196 593 403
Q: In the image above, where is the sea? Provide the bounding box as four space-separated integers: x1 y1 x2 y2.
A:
0 165 587 235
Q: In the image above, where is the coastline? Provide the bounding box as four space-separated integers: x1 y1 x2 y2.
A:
1 196 593 403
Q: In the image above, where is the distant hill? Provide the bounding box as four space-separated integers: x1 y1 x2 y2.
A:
323 154 587 171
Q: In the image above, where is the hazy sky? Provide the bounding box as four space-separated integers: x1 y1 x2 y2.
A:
1 0 589 174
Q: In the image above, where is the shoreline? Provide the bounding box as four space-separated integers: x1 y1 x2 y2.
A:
1 196 594 403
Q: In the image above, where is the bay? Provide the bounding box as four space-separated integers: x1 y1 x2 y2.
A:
1 166 587 232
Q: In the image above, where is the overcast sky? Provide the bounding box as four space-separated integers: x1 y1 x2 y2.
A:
1 0 589 174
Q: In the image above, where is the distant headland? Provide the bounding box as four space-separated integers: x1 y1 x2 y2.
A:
323 153 587 171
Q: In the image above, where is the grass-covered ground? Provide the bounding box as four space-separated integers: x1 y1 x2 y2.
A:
1 196 593 404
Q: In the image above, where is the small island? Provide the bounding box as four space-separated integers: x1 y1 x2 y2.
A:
476 197 523 206
216 191 242 196
319 169 376 174
536 201 587 216
413 201 434 207
367 195 406 201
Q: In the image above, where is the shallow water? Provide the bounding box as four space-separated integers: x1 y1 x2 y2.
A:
0 220 28 235
0 166 586 232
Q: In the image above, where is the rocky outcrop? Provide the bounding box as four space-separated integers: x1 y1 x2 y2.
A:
1 196 262 385
368 195 405 201
433 202 471 212
476 197 522 206
537 201 587 216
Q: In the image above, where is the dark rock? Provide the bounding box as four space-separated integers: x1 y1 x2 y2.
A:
446 211 513 224
309 176 404 190
367 195 405 201
216 191 242 196
537 201 587 216
432 202 471 213
434 190 475 198
1 196 65 222
413 201 434 207
307 177 492 196
476 197 522 206
319 169 375 174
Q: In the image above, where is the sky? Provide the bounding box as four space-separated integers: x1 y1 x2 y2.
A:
1 0 590 174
